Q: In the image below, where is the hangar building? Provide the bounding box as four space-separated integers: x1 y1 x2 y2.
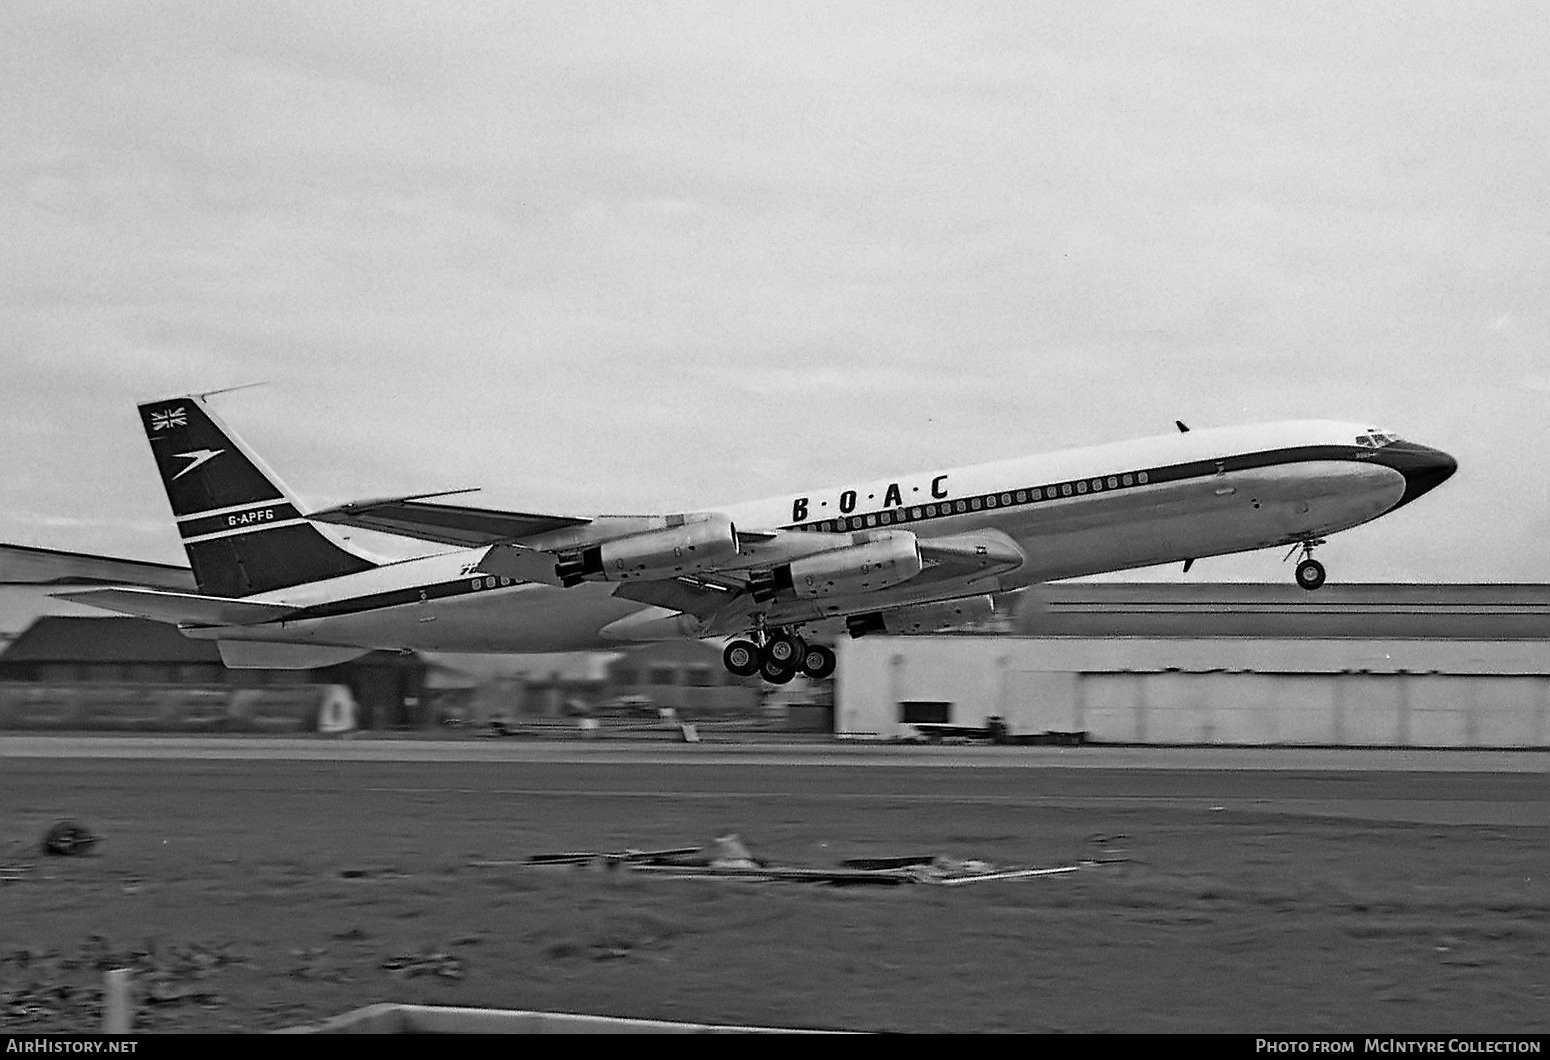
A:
836 582 1550 749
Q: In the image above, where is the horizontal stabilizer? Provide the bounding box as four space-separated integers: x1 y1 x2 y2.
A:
0 543 197 590
51 586 295 627
217 640 369 669
310 497 590 547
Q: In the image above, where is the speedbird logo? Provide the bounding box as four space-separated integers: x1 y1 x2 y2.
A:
172 448 225 480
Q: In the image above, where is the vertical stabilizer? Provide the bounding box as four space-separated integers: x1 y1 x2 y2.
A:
137 393 376 596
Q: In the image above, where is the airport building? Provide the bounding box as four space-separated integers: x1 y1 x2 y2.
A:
836 583 1550 748
0 615 428 731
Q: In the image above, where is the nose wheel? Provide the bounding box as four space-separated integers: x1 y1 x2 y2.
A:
1295 558 1326 591
1287 538 1327 591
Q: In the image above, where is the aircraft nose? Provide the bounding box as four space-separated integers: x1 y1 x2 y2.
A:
1375 441 1458 512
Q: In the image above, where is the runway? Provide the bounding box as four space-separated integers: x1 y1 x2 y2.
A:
2 733 1546 769
2 735 1544 828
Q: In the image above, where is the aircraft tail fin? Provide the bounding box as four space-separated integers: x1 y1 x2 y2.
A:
137 393 377 597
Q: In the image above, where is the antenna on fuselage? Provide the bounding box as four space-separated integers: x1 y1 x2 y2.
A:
1175 420 1190 433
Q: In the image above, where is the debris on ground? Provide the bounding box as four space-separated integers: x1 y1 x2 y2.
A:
381 949 465 980
1 839 36 883
511 834 1127 887
518 845 703 869
338 866 408 880
707 834 758 868
1084 834 1130 864
42 820 101 857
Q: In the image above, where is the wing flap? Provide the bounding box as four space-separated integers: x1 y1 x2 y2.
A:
309 495 591 547
610 576 740 620
52 587 295 627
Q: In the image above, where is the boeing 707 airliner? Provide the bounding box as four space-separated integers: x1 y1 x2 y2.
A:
57 393 1457 683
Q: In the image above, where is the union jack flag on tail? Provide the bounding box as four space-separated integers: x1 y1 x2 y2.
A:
149 407 187 431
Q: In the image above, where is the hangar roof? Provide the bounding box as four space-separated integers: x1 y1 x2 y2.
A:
0 616 218 664
1015 583 1550 641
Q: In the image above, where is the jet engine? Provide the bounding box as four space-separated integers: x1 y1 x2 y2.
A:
751 530 923 601
845 594 996 637
554 514 739 586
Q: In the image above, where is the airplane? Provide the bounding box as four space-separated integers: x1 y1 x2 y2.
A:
54 392 1457 683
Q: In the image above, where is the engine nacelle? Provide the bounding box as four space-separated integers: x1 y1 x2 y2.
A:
555 514 739 586
845 594 996 638
762 530 923 600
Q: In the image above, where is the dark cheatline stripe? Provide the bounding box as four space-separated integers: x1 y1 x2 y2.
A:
781 444 1370 533
178 502 301 539
289 572 524 621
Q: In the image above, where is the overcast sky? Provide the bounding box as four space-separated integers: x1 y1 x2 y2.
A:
3 2 1547 583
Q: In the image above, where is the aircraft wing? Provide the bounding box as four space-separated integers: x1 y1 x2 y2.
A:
309 493 591 547
611 528 1027 630
51 587 296 627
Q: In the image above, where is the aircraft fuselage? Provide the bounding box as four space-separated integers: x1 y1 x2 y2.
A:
191 419 1456 654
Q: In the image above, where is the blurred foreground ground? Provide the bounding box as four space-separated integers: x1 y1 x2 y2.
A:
1 742 1545 1033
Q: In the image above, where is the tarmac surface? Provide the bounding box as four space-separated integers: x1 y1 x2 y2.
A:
2 735 1545 829
4 733 1548 769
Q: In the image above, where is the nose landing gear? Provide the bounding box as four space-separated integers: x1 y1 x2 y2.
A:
1287 538 1327 591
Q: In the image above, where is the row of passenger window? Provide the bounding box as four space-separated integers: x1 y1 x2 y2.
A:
798 470 1153 533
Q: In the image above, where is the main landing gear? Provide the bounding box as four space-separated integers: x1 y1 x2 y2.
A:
1288 538 1327 591
723 628 837 683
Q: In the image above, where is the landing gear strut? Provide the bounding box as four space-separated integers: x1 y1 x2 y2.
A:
722 625 836 682
1289 538 1327 591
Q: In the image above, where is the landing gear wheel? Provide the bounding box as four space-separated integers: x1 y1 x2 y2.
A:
1295 558 1326 591
799 644 837 680
761 631 803 669
760 657 797 684
723 640 761 677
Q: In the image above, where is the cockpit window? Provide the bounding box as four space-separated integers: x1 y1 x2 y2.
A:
1356 431 1398 448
